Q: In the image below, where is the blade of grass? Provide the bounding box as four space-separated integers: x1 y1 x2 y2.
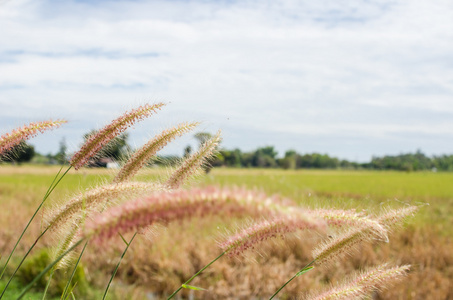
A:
61 242 88 300
41 268 54 300
102 232 137 300
269 259 316 300
0 165 71 281
167 251 226 299
0 228 49 298
16 238 84 300
118 233 129 246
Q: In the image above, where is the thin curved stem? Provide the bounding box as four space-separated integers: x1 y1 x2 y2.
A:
167 251 226 300
103 233 137 300
41 268 54 300
16 238 85 300
0 228 48 298
61 241 88 300
0 165 71 282
269 259 316 300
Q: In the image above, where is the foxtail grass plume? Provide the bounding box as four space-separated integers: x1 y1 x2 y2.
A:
113 122 199 183
219 216 324 257
166 130 222 189
307 286 364 300
84 187 282 244
375 205 418 231
312 209 388 241
312 223 382 267
70 103 164 170
350 263 410 293
45 182 163 231
306 264 410 300
311 205 417 267
0 119 67 156
51 223 81 269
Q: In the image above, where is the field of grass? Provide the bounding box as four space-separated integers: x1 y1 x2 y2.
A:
0 165 452 299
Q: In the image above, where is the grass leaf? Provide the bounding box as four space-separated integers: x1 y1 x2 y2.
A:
296 266 314 277
182 284 207 291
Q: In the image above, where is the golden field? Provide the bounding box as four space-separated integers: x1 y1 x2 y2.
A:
0 165 452 299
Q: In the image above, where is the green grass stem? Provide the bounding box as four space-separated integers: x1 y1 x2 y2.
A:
167 251 226 300
102 233 137 300
269 259 316 300
0 165 71 282
16 238 84 300
61 241 88 300
0 228 49 299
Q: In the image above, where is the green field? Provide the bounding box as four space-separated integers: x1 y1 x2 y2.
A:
0 166 452 299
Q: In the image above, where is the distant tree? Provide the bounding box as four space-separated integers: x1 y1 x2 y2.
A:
83 130 131 161
193 132 219 173
278 150 297 169
194 132 212 145
241 152 254 167
433 155 453 171
55 137 67 164
252 146 278 168
370 150 432 171
154 155 180 167
220 149 242 167
1 140 35 164
183 145 192 158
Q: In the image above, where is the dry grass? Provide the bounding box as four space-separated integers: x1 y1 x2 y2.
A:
0 166 452 299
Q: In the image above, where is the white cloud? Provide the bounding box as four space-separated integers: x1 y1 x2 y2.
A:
0 0 452 160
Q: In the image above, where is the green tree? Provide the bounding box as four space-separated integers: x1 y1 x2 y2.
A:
194 132 212 145
278 150 297 169
55 138 67 165
220 149 242 167
183 145 192 158
83 130 131 161
0 140 35 164
252 146 278 168
193 132 219 173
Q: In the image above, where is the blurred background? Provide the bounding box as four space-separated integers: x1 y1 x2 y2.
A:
1 0 452 164
1 2 453 299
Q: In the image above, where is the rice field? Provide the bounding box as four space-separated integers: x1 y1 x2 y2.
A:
0 165 452 299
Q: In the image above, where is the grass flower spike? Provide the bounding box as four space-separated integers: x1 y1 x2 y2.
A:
166 130 222 189
350 263 410 293
70 103 165 169
220 216 323 257
375 205 418 230
307 264 410 300
113 122 199 183
312 225 380 267
45 182 163 231
307 286 364 300
312 209 388 241
0 119 67 156
84 187 280 244
51 223 81 270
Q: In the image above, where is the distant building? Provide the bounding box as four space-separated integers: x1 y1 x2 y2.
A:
87 157 119 168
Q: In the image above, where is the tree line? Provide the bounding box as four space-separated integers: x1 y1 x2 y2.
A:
211 147 453 171
2 133 453 172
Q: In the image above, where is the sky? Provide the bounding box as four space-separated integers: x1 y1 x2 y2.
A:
1 0 452 162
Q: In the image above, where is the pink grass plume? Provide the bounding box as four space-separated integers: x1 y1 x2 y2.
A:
83 187 284 244
0 119 67 156
165 130 222 189
113 121 199 183
70 103 164 170
45 182 164 231
312 224 382 267
311 208 388 241
307 264 410 300
219 215 324 257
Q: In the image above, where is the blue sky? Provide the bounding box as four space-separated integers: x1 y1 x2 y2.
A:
1 0 452 162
